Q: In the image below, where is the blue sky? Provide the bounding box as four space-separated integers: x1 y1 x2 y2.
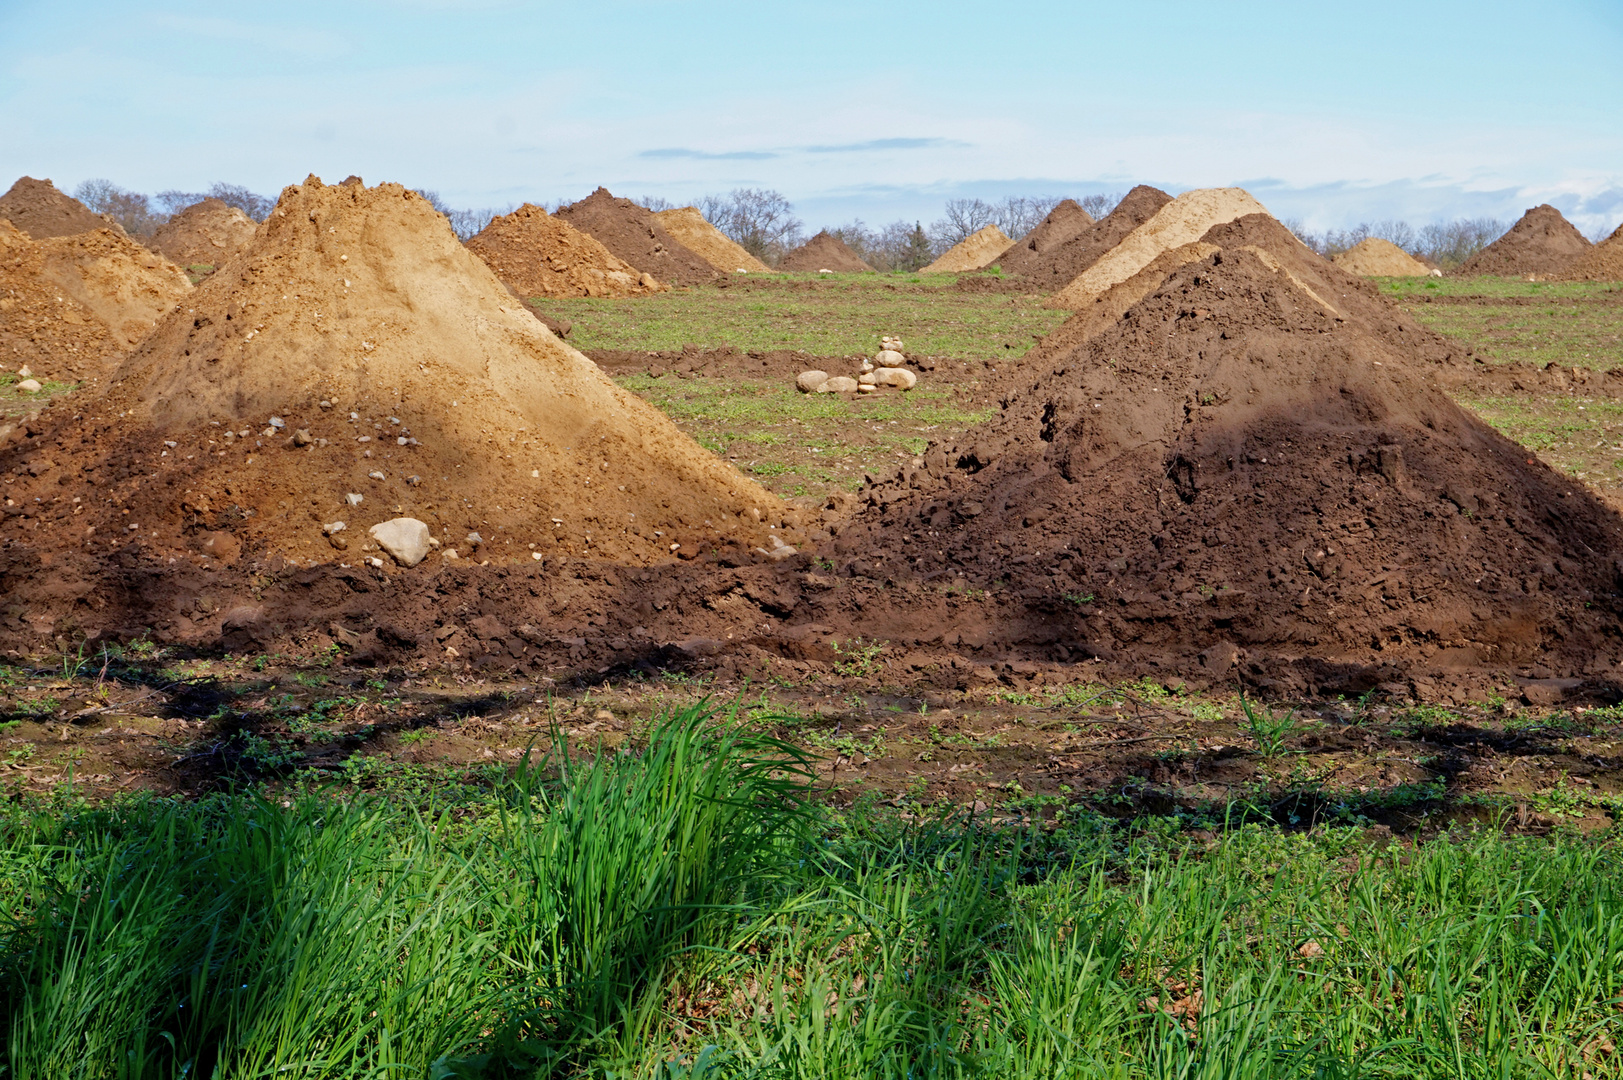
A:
2 0 1621 235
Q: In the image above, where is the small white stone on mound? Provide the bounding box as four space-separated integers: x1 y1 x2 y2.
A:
873 367 918 390
875 350 907 367
796 370 830 392
368 517 431 567
816 376 859 393
858 372 878 385
16 379 41 393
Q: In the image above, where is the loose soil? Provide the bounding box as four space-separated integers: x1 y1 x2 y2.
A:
466 204 665 299
145 198 257 276
778 231 874 273
1006 185 1171 289
1458 205 1590 279
1024 242 1219 366
1557 222 1623 282
554 188 718 287
0 176 107 239
921 225 1012 274
1333 238 1433 278
653 207 772 274
992 199 1094 276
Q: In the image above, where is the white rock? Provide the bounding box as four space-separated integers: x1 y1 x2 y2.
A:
323 521 346 535
858 372 878 385
860 359 875 372
16 379 41 393
367 556 385 569
427 537 440 548
368 470 385 480
818 268 832 274
873 367 918 390
857 383 878 393
875 350 907 367
795 370 830 392
345 493 363 506
444 548 459 560
268 416 285 430
368 517 432 567
816 376 859 393
17 365 32 378
531 551 542 560
466 531 483 546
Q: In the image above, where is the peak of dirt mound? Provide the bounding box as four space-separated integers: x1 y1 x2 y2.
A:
0 176 108 239
922 225 1012 273
1556 221 1623 282
1458 205 1590 278
993 200 1094 276
779 231 874 272
146 198 256 273
1047 188 1270 308
554 188 717 287
653 207 772 274
1 176 783 568
1333 238 1433 278
467 204 666 299
836 228 1620 688
1006 186 1171 288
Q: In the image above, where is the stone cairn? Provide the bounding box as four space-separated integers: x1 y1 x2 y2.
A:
796 335 919 394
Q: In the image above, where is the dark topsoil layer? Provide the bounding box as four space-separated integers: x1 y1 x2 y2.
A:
1008 185 1171 288
993 198 1095 277
1457 204 1591 278
779 231 875 273
554 188 718 287
0 177 107 240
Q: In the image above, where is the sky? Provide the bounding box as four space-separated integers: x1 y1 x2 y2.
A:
2 0 1621 237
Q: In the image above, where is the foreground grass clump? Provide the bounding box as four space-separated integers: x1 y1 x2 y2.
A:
2 705 1620 1078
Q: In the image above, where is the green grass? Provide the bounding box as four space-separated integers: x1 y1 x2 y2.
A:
1455 393 1623 486
0 373 79 419
1380 277 1623 370
2 704 1620 1077
527 274 1067 358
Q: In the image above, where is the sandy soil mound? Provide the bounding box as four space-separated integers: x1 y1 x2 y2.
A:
779 231 875 272
922 225 1013 273
554 189 717 287
1333 238 1433 277
993 199 1094 276
146 198 256 272
1457 205 1590 278
1556 222 1623 281
36 229 190 350
0 176 784 571
0 177 108 239
1008 186 1171 288
654 207 772 274
1046 188 1271 308
467 204 665 299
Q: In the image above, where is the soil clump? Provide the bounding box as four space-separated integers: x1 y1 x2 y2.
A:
993 199 1094 276
1333 238 1433 277
146 198 256 274
653 207 772 273
779 231 875 273
0 177 108 239
554 189 717 287
1555 222 1623 282
1457 205 1590 278
1007 185 1171 289
922 225 1012 273
466 204 665 299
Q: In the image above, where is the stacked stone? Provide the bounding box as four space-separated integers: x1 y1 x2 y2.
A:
796 335 919 394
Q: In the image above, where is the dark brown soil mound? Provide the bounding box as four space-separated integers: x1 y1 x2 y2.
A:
146 198 256 272
835 220 1623 692
1457 205 1590 278
467 204 665 298
993 199 1094 276
0 177 107 239
1007 185 1171 287
779 231 875 272
1556 222 1623 282
554 188 717 287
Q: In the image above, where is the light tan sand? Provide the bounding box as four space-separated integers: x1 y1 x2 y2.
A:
654 207 772 273
921 224 1013 273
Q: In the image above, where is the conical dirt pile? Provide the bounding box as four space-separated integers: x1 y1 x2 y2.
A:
554 188 717 286
993 199 1094 276
0 176 108 239
2 177 782 567
467 204 666 298
1556 222 1623 281
1006 185 1171 288
779 231 874 272
922 224 1013 273
1333 237 1433 277
1047 187 1271 308
836 213 1621 687
1457 205 1589 278
146 198 256 273
654 207 772 273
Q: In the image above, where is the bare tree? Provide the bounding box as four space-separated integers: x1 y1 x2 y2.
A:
639 195 675 212
73 179 164 236
1079 192 1123 220
992 196 1065 240
928 198 996 250
154 190 204 216
207 183 275 222
698 189 803 264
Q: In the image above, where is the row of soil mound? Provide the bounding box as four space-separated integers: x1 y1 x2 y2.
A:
1457 204 1590 278
554 188 717 287
992 199 1094 276
1557 223 1623 281
1003 185 1171 288
779 231 874 272
466 204 665 299
0 177 109 239
0 177 784 576
922 225 1011 274
653 207 772 273
1332 238 1433 277
145 198 256 273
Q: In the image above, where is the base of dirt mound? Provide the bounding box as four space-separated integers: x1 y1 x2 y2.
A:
467 204 666 299
922 225 1012 273
146 198 257 275
993 199 1094 276
1556 223 1623 281
1457 205 1590 278
1333 238 1434 277
554 189 718 287
0 176 109 239
1008 185 1170 288
779 231 874 273
653 207 772 274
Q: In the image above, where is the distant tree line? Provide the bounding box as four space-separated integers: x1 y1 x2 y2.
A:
73 179 278 237
1283 216 1512 270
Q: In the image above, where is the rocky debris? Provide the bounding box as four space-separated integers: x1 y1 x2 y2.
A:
368 517 432 567
292 428 314 446
816 376 859 393
796 370 830 392
345 493 363 506
754 533 798 561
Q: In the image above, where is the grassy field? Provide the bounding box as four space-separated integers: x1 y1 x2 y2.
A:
1382 277 1623 369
